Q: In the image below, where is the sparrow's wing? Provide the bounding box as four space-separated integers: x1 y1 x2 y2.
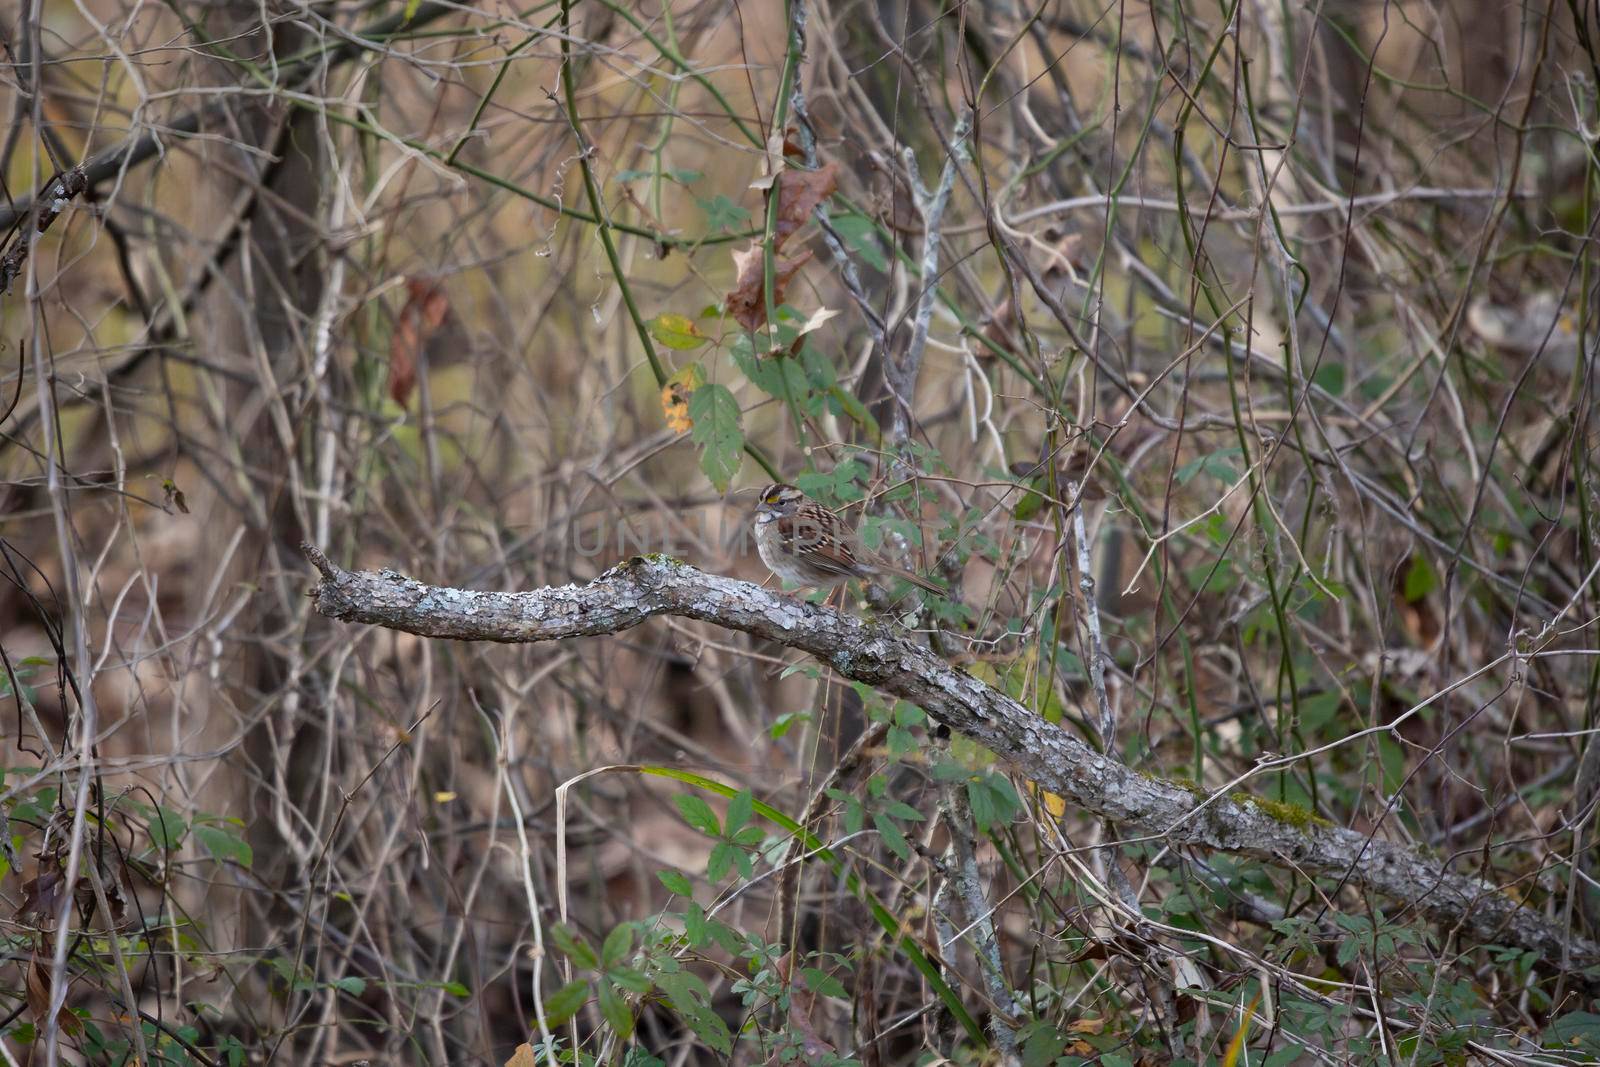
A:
775 509 862 581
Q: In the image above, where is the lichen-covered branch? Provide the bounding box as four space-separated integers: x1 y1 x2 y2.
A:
300 545 1600 973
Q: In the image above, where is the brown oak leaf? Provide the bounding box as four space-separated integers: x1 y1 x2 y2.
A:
391 279 450 408
773 162 838 245
726 244 812 333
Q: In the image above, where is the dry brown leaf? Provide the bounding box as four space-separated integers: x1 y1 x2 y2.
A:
773 162 838 245
25 953 80 1037
1040 228 1084 280
391 279 450 408
724 157 837 334
505 1042 538 1067
726 244 812 333
19 861 65 930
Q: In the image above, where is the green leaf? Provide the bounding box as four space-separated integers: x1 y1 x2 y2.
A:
193 825 252 869
830 213 889 271
800 967 848 998
657 869 694 896
798 343 837 389
826 385 878 438
656 969 710 1010
884 801 925 822
648 313 710 350
330 976 366 997
1377 733 1408 795
1021 1022 1068 1067
826 788 865 834
625 1046 666 1067
732 344 810 404
1175 447 1243 486
707 841 737 883
1547 1011 1600 1052
1162 892 1198 916
1012 488 1045 522
1299 691 1343 734
608 966 652 994
697 194 750 233
967 780 1000 833
967 774 1020 833
600 923 634 968
769 711 811 738
598 979 634 1038
687 383 743 491
147 806 187 851
1311 361 1346 395
1185 558 1238 596
1402 555 1437 602
725 790 753 836
684 903 710 947
687 1009 733 1055
988 775 1022 819
658 972 731 1054
1202 512 1230 546
550 923 599 970
873 811 911 860
543 979 590 1028
675 794 721 836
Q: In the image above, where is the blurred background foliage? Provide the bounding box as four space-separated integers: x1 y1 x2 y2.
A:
1 0 1599 1062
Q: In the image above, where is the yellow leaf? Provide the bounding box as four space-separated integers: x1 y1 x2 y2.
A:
648 312 709 350
434 791 457 803
661 364 706 433
1221 994 1260 1067
1024 780 1067 818
1068 1017 1105 1034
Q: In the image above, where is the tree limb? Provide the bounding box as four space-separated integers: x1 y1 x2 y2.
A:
299 544 1600 974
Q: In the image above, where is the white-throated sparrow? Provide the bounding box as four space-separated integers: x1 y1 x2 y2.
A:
752 483 942 594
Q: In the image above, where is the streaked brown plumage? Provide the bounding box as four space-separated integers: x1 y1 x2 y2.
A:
752 483 942 594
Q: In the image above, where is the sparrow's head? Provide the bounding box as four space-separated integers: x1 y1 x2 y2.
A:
755 483 803 521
